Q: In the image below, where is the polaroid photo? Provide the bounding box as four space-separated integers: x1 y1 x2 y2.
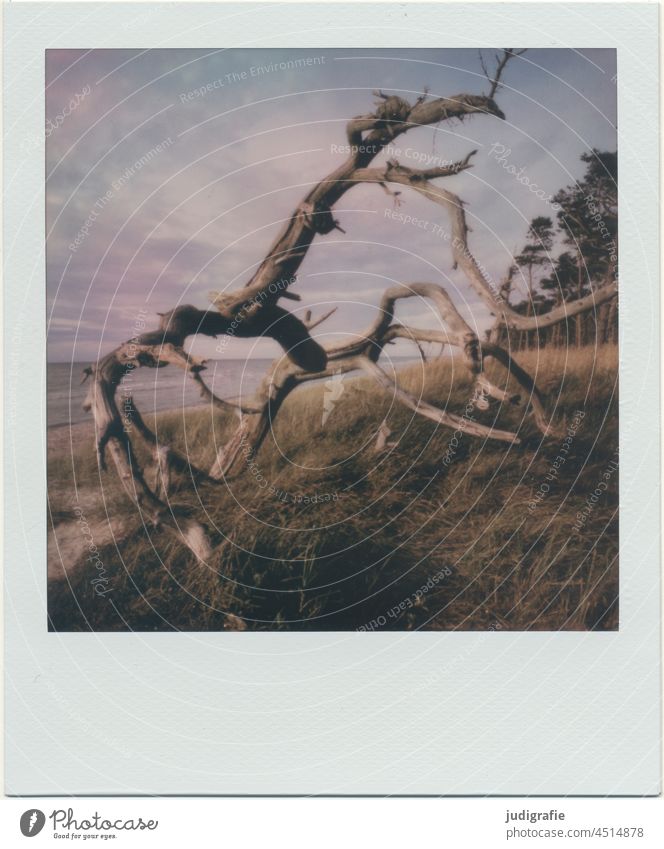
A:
3 2 660 797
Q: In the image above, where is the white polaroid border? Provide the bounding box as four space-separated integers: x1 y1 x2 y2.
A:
4 2 660 795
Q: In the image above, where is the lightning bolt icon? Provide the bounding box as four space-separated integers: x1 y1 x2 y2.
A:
28 812 37 833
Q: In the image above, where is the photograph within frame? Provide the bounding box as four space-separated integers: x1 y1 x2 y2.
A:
46 47 619 633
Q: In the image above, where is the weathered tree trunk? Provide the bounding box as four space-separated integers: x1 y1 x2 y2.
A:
82 51 615 562
82 345 214 560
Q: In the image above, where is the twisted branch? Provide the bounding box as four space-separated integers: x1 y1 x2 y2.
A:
81 51 592 560
354 158 618 332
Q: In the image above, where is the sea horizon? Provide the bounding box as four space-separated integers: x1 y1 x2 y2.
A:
47 356 424 428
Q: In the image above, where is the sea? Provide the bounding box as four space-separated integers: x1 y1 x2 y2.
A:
47 357 422 428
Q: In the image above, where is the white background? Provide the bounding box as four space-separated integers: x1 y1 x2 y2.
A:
1 797 664 847
3 0 660 801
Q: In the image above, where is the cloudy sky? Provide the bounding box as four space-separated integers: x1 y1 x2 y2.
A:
46 48 616 362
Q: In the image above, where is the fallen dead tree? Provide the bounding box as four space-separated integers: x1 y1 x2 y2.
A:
82 50 614 559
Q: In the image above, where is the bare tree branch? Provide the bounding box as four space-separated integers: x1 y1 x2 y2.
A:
356 160 617 331
81 60 585 556
485 48 528 99
82 346 212 561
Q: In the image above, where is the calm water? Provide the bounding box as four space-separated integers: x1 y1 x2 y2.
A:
48 357 421 428
47 359 276 428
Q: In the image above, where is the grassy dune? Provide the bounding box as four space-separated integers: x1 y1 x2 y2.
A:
48 345 618 632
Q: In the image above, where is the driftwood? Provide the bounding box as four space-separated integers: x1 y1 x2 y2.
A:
206 281 554 480
82 50 613 560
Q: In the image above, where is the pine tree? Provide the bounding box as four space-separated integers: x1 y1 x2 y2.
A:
552 150 617 346
513 216 555 348
509 151 617 348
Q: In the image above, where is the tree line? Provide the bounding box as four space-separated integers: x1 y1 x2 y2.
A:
491 150 617 350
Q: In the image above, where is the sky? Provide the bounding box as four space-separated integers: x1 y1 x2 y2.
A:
46 48 617 363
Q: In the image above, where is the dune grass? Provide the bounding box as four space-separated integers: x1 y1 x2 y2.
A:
48 345 618 632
